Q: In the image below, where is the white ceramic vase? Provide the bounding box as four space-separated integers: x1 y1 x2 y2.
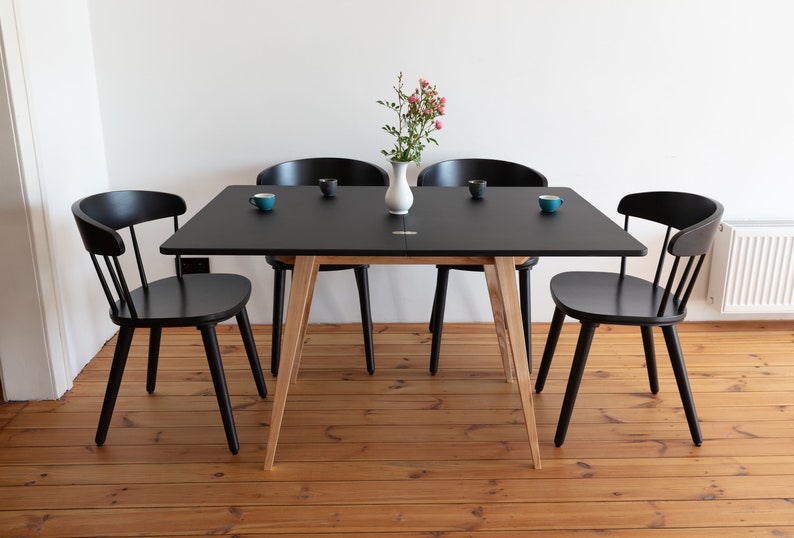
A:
385 159 414 214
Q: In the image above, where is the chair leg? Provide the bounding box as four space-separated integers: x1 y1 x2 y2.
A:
428 274 437 333
200 325 239 455
554 321 599 447
236 307 267 398
353 266 376 375
429 267 451 375
146 327 162 394
518 267 532 373
662 325 703 446
96 326 135 447
271 267 287 376
640 326 659 394
535 307 565 392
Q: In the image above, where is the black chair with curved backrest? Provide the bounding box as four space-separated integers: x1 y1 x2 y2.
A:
72 190 268 454
535 191 724 447
417 158 549 374
256 157 389 376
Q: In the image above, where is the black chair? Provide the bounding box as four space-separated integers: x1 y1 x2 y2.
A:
417 158 548 374
535 191 724 447
256 157 389 376
72 190 268 454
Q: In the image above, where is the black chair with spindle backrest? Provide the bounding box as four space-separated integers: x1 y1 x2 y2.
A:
72 190 268 454
417 158 548 374
535 191 724 447
256 158 389 376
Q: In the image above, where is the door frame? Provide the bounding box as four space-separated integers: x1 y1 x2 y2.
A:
0 1 72 400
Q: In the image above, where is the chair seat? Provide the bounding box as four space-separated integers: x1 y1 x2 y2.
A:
550 272 686 326
436 256 539 273
111 273 252 328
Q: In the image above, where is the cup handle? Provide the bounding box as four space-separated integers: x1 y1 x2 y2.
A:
249 197 257 206
559 198 564 206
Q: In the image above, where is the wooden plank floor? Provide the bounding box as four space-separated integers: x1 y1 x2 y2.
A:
1 321 793 537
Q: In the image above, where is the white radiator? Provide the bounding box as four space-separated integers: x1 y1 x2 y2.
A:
707 221 794 314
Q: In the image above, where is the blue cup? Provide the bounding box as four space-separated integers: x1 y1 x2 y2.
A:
539 194 563 213
249 193 275 211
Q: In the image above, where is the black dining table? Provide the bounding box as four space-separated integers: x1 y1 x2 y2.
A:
161 184 647 470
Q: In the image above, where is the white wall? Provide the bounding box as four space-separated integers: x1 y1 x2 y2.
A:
4 1 794 398
86 0 794 325
21 0 114 374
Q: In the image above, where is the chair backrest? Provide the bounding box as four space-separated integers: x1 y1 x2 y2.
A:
618 191 724 316
256 158 388 186
417 158 548 187
72 190 187 318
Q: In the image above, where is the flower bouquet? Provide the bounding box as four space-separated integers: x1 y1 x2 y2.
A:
378 72 446 167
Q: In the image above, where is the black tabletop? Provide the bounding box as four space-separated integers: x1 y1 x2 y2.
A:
405 186 647 257
161 185 407 256
160 185 647 258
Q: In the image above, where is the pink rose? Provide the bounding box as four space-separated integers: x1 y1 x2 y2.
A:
420 78 429 87
435 120 443 130
437 106 445 115
409 94 418 104
440 96 447 105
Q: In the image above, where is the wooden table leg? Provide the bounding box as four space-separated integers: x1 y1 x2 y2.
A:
483 265 514 383
494 256 542 469
290 296 314 385
264 255 319 471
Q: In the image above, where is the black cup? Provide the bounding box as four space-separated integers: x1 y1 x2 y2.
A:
468 179 487 199
319 178 338 197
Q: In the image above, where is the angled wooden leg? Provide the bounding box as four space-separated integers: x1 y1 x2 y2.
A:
289 301 313 385
265 255 319 470
483 265 513 382
289 265 319 385
494 256 541 469
96 326 135 447
146 327 161 394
